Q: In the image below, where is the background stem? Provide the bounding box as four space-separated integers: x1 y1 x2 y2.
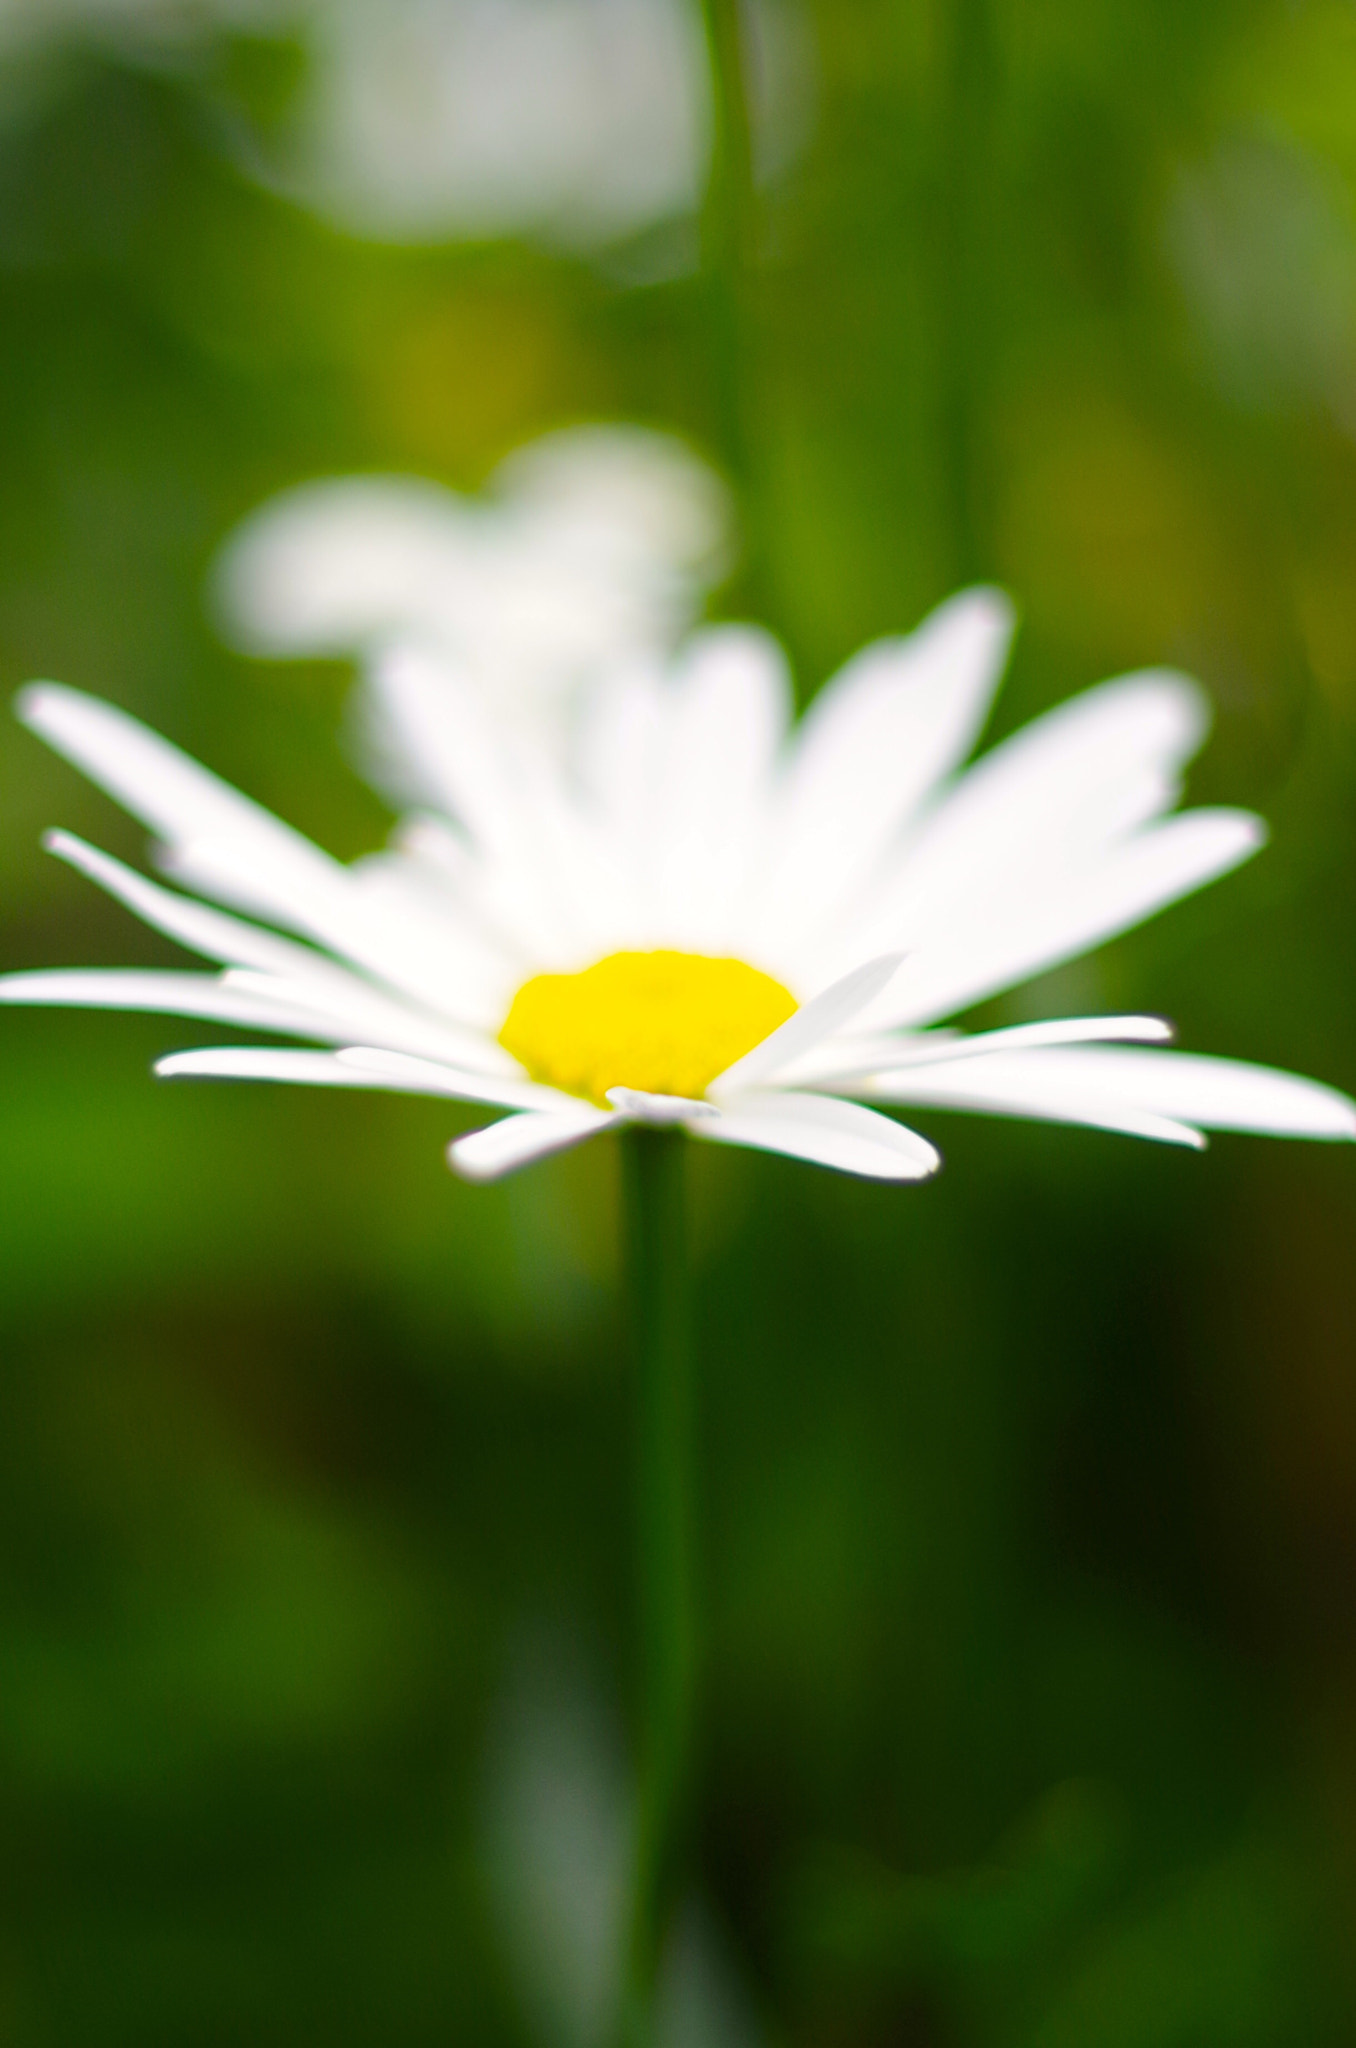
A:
621 1128 695 2047
936 0 997 585
698 0 757 500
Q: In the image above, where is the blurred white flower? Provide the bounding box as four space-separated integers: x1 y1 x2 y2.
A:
483 1628 765 2048
5 589 1354 1181
0 0 811 253
215 425 734 754
274 0 809 250
483 1630 630 2048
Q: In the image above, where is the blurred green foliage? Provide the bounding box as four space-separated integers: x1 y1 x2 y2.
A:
2 3 1356 2044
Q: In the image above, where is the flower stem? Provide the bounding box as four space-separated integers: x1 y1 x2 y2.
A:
936 0 996 583
698 0 757 493
621 1127 696 2047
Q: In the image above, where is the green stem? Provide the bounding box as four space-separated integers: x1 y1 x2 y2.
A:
936 0 996 585
698 0 757 493
621 1127 695 2048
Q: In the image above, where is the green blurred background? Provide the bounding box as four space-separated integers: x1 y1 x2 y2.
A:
2 2 1356 2042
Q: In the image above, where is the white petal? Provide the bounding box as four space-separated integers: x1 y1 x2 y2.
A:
910 1013 1174 1057
367 641 632 961
861 1064 1204 1146
219 968 515 1075
0 968 335 1037
341 848 519 1023
157 1047 394 1087
157 1043 554 1114
576 660 667 833
752 588 1014 957
23 683 512 1025
888 667 1211 913
696 1091 941 1180
18 683 345 921
365 640 537 854
335 1044 572 1112
450 1107 618 1181
44 830 325 975
791 1013 1173 1086
864 1045 1356 1144
817 667 1224 995
665 624 790 790
859 809 1264 1030
710 953 904 1095
168 830 524 1025
648 625 792 949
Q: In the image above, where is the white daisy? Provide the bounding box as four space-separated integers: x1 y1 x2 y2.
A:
0 0 809 256
263 0 810 254
215 426 733 757
4 588 1353 1183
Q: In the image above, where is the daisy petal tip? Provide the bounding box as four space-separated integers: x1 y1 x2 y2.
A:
448 1105 617 1180
152 1048 252 1084
1276 1082 1356 1142
445 1131 503 1183
152 1048 254 1083
16 680 100 751
898 1132 944 1182
700 1090 943 1181
849 1141 943 1184
1282 1077 1356 1140
966 583 1018 636
14 679 63 726
926 582 1017 649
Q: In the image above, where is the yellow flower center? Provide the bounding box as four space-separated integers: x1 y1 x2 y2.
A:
499 949 797 1105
